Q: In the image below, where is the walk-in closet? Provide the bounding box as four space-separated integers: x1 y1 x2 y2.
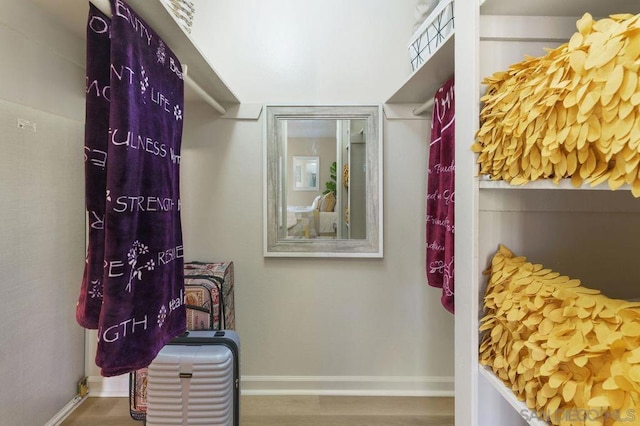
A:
2 0 456 425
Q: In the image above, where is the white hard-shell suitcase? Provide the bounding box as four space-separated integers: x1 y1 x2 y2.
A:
146 330 240 426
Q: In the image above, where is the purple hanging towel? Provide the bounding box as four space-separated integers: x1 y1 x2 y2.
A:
426 78 455 314
77 0 187 377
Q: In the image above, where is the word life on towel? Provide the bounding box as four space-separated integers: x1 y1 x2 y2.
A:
77 0 187 377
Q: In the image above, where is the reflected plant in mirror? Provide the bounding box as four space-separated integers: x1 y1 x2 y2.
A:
264 105 383 257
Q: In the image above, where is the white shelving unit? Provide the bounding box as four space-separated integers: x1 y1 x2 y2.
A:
386 34 454 104
462 1 640 425
126 0 240 109
478 366 550 426
32 0 240 112
478 177 632 192
388 0 640 425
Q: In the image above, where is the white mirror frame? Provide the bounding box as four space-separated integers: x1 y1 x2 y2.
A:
263 105 383 257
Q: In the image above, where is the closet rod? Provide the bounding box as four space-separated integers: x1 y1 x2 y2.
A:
90 0 227 115
182 65 226 114
413 97 435 116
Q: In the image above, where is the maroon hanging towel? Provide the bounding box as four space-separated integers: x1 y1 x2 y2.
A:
425 78 455 314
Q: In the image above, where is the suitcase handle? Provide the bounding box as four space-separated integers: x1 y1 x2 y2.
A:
179 330 227 338
184 274 226 329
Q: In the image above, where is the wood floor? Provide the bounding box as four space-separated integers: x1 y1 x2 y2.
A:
61 395 454 426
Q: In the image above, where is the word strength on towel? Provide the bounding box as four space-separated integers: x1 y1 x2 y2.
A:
98 289 184 344
111 195 181 213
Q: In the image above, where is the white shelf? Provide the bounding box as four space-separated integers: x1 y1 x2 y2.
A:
478 366 550 426
386 32 454 104
480 0 640 17
478 177 631 192
126 0 240 107
384 0 640 105
32 0 240 109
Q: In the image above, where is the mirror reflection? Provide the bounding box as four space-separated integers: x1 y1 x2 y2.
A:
285 119 366 240
264 105 382 257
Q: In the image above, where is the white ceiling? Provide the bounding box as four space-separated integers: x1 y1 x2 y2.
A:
286 119 336 139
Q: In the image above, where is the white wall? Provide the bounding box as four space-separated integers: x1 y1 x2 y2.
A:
191 0 416 104
180 0 455 395
0 0 85 423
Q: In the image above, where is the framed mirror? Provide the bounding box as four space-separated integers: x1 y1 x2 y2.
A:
264 105 383 257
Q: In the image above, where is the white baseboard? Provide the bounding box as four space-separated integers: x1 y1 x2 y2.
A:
88 374 130 397
45 395 88 426
241 375 454 397
87 374 454 397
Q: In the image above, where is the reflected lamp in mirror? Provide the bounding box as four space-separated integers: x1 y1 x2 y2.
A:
264 105 383 257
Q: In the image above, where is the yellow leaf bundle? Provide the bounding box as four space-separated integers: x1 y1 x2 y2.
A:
474 13 640 196
480 245 640 425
